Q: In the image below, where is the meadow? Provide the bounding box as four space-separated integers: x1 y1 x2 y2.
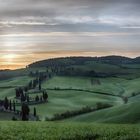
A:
0 122 139 140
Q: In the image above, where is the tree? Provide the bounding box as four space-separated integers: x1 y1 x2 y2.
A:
9 100 12 111
15 88 20 98
28 81 33 89
13 100 16 112
27 95 30 102
39 82 41 90
24 86 28 92
40 95 43 101
21 103 30 121
33 79 38 88
15 87 24 98
4 97 9 110
35 95 39 102
34 107 36 117
43 91 48 102
21 92 26 102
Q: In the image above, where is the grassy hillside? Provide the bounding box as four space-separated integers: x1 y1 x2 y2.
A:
42 76 126 95
0 122 139 140
43 76 140 97
0 76 33 88
0 76 33 99
0 88 15 99
27 90 120 119
65 101 140 123
0 75 139 122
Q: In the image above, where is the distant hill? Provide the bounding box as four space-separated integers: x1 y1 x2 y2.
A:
28 55 139 68
133 57 140 63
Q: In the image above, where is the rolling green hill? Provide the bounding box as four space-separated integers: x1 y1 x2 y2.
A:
0 76 33 88
65 101 140 123
28 89 121 119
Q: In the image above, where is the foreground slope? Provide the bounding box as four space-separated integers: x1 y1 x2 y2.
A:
0 122 139 140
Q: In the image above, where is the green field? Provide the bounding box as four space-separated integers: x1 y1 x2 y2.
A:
0 76 33 88
43 76 140 97
42 76 126 95
28 90 121 119
0 122 139 140
0 74 140 123
65 101 140 123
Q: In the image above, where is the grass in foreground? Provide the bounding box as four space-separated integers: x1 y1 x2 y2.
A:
0 122 139 140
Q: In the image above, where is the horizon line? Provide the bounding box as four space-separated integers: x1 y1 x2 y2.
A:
1 54 140 71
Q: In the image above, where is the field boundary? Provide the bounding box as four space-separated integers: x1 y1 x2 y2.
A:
45 88 122 98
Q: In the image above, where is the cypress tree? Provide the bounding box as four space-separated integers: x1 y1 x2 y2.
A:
13 100 16 112
34 107 36 117
9 100 12 111
4 97 9 110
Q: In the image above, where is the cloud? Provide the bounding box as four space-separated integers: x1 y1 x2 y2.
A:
0 0 140 69
1 32 140 37
0 21 46 26
0 0 140 26
120 26 140 29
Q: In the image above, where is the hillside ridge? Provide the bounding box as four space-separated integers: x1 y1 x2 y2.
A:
28 55 140 68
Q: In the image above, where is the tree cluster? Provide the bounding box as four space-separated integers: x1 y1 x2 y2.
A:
0 97 16 112
35 91 48 102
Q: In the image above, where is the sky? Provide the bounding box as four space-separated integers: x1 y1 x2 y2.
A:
0 0 140 69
